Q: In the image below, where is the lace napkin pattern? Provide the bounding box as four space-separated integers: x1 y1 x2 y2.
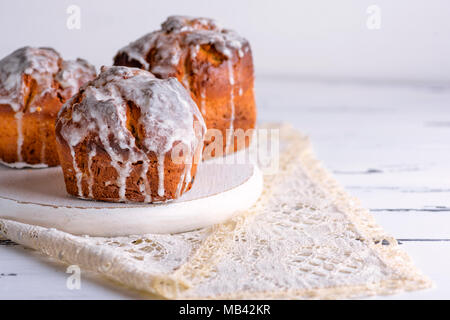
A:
0 124 431 299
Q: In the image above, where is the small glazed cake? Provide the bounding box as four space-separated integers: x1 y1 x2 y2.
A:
114 16 256 157
55 66 206 203
0 47 96 168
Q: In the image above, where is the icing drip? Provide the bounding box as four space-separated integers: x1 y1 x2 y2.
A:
87 148 97 198
191 44 200 59
226 61 235 152
116 162 132 201
57 66 206 202
157 154 165 197
70 146 83 197
0 160 48 169
200 87 206 115
14 112 23 162
175 167 187 198
0 47 96 166
183 162 192 193
140 161 152 202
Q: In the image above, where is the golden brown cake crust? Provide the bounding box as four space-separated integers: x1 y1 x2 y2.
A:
0 47 96 167
55 66 206 203
113 16 256 156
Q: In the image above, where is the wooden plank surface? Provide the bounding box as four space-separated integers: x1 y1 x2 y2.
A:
1 77 449 299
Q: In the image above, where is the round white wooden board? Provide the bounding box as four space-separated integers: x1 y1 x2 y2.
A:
0 157 263 236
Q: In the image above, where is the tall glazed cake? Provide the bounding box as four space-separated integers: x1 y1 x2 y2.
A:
0 47 96 167
114 16 256 157
55 66 206 203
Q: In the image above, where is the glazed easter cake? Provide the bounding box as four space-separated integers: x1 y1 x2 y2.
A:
55 66 206 203
114 16 256 157
0 47 96 168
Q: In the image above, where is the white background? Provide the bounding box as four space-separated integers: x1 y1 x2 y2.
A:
1 0 449 83
1 1 450 299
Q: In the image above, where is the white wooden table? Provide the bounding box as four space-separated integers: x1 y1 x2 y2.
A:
1 77 449 299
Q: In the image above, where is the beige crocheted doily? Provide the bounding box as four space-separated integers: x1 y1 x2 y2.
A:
0 124 431 299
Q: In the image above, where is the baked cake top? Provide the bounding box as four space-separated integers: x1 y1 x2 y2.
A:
57 66 206 157
115 16 249 78
0 47 96 113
